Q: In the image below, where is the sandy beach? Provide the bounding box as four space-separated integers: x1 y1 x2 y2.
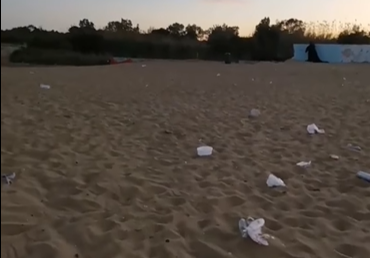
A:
1 61 370 258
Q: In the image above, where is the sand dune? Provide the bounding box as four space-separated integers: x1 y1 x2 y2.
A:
1 61 370 258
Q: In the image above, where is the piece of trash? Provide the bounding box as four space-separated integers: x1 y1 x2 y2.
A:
357 171 370 183
216 73 221 77
330 154 339 160
307 123 325 134
347 144 361 152
40 84 51 89
296 161 311 168
266 174 286 187
249 109 261 118
142 64 146 68
239 217 273 246
197 146 213 157
2 173 16 185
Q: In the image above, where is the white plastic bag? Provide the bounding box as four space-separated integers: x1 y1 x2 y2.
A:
266 174 286 187
307 123 325 134
296 161 311 168
2 173 16 185
239 217 271 246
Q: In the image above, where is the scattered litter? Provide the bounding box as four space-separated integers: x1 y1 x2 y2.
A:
197 146 213 157
307 123 325 134
239 217 274 246
141 64 146 68
296 161 311 168
330 154 339 160
2 173 16 185
249 109 261 118
266 174 286 187
217 73 221 77
40 84 51 89
357 171 370 183
347 144 361 152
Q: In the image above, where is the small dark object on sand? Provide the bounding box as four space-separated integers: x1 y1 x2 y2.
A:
224 52 231 64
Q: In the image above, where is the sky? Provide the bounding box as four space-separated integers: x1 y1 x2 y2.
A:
1 0 369 36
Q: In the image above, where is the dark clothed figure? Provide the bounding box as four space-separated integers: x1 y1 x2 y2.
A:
305 43 326 63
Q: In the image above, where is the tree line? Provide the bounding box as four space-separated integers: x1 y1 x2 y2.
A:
1 17 369 65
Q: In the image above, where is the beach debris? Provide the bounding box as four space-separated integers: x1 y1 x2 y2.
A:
306 123 325 134
2 173 16 185
296 161 311 168
40 84 51 89
357 171 370 183
217 73 221 77
249 108 261 118
266 174 286 187
197 146 213 157
239 217 274 246
347 144 361 152
141 64 146 68
330 154 339 160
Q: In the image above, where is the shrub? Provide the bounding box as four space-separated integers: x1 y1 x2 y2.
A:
9 47 110 66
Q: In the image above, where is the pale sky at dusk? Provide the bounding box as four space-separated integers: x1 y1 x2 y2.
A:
1 0 369 35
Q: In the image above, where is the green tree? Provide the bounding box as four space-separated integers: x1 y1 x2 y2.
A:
185 24 204 40
167 23 185 37
104 19 139 33
79 19 95 30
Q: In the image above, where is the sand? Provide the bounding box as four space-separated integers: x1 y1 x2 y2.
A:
1 61 370 258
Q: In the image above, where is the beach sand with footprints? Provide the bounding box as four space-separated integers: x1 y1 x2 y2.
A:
1 61 370 258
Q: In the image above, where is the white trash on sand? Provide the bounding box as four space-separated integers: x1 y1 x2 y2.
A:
249 109 261 118
197 146 213 157
2 173 16 185
296 161 311 168
347 144 361 152
239 217 274 246
357 171 370 183
307 123 325 134
330 154 339 160
266 174 286 187
40 84 51 89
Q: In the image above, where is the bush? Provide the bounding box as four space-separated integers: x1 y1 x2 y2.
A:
9 47 111 66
